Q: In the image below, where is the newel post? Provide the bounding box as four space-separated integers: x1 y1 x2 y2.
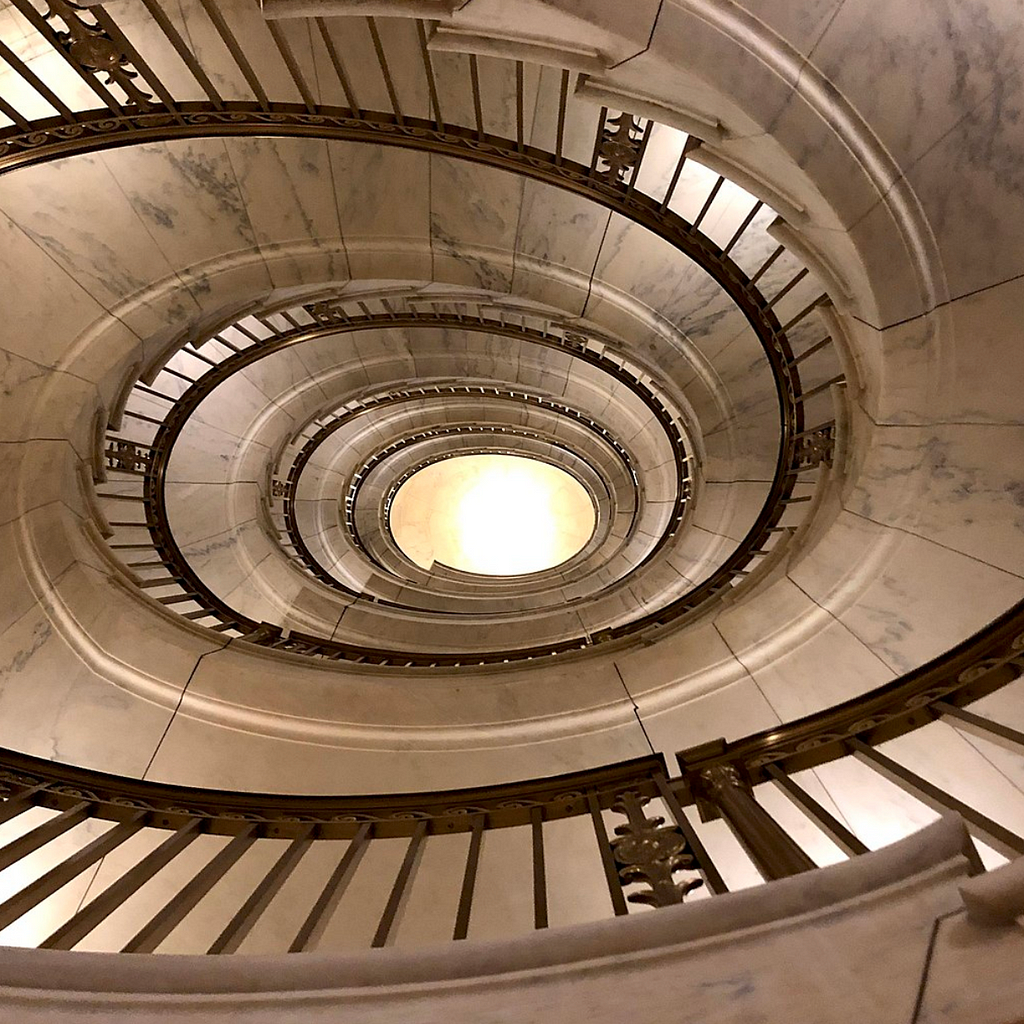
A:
678 741 816 882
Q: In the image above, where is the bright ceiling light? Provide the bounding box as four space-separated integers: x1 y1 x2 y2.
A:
389 454 596 576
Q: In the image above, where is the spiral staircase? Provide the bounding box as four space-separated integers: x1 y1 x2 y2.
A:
0 0 1023 1020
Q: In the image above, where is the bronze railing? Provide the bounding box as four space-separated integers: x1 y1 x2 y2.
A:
91 285 838 665
0 601 1021 952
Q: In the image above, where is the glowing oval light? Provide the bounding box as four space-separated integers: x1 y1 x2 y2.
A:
389 454 596 576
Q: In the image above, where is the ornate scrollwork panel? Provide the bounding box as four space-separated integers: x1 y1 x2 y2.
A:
610 790 703 907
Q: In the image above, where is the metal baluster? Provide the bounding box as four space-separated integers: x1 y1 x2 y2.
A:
749 243 784 285
266 19 315 113
586 791 628 916
416 20 443 130
371 821 427 948
158 366 195 383
0 782 49 827
452 815 484 941
316 18 359 115
469 54 484 140
515 61 524 152
42 819 204 950
289 823 372 952
780 294 828 333
554 68 569 164
209 829 315 954
934 701 1024 750
692 175 724 230
765 765 868 857
0 95 29 130
654 774 729 894
0 802 92 873
612 789 706 906
196 0 268 109
849 738 1024 860
588 104 608 177
722 199 763 256
794 374 845 403
766 266 809 308
0 814 147 933
123 827 257 953
366 17 402 124
659 135 700 212
625 119 654 194
0 39 76 122
8 0 123 113
531 807 548 930
90 7 181 116
788 336 833 367
137 0 223 108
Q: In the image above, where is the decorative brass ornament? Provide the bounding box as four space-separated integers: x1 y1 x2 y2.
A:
105 438 151 475
598 112 645 184
794 423 836 469
43 0 153 105
611 790 703 906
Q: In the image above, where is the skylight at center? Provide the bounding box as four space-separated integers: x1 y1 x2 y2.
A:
389 454 596 576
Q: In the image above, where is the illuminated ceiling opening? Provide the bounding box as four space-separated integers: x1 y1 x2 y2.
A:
388 454 596 576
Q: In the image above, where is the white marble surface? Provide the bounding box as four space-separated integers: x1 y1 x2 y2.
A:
0 0 1021 902
901 74 1024 302
842 416 1024 578
100 140 268 294
789 509 1024 674
146 665 651 793
0 562 189 775
0 153 192 318
513 179 610 310
224 136 349 288
807 0 1022 189
329 142 430 245
738 616 894 723
448 0 662 67
430 157 521 288
0 211 120 373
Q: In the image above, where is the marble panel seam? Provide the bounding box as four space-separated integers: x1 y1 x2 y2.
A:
839 506 1024 583
778 571 911 696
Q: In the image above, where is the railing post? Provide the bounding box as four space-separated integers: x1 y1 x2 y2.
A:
679 743 817 882
587 790 629 916
700 764 816 880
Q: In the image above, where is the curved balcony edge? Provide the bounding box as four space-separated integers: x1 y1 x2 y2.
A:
0 817 1021 1024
